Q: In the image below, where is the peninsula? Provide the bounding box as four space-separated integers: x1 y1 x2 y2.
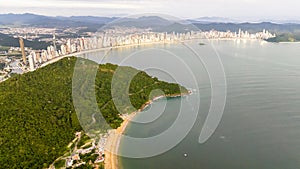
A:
0 57 189 168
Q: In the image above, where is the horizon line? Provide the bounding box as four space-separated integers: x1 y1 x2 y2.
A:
1 12 300 24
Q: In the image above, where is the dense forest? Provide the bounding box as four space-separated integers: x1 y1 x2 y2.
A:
0 33 50 50
266 32 300 42
0 57 187 168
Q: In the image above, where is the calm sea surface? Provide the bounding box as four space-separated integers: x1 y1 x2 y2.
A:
82 40 300 169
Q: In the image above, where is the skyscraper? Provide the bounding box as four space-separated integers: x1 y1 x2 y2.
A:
60 44 67 55
53 33 57 54
35 51 41 64
28 54 35 71
19 37 27 65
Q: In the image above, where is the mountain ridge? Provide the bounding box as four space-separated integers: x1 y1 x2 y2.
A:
1 13 300 33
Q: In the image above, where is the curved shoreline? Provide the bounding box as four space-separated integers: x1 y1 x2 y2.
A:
33 41 192 169
104 90 192 169
39 40 180 69
35 41 191 169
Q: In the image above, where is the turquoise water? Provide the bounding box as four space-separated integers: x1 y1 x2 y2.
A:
83 40 300 169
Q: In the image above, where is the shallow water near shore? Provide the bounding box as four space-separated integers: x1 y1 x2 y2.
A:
81 40 300 169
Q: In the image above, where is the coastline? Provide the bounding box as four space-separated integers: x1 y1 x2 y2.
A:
104 90 192 169
0 40 178 84
38 38 300 70
40 40 180 68
4 39 191 168
1 38 272 84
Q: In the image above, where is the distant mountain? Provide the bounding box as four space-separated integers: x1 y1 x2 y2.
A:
189 17 300 24
0 14 190 31
261 19 300 24
103 16 204 32
187 17 300 33
0 14 180 30
153 22 199 33
0 13 111 29
1 13 300 34
107 16 173 29
0 13 48 25
193 22 300 33
189 17 241 23
56 15 117 24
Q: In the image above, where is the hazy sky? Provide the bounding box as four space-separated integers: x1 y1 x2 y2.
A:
0 0 299 20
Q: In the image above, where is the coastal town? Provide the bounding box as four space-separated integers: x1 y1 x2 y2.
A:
47 106 147 169
1 0 300 168
48 131 108 169
0 27 275 82
0 26 276 169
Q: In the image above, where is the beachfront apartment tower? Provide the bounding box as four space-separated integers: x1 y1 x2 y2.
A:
19 37 27 65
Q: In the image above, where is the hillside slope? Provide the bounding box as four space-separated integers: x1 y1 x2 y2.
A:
0 57 187 168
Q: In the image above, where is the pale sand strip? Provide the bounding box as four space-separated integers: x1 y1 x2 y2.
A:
40 40 178 69
104 112 137 169
104 92 191 169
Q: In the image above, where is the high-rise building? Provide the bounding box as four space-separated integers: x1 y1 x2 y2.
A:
35 51 42 64
30 51 37 65
28 54 35 71
80 37 85 51
67 39 71 53
19 37 27 65
41 50 48 62
60 45 67 55
70 44 77 53
53 33 57 52
47 46 52 60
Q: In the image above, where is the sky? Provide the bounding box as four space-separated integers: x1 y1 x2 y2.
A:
0 0 299 21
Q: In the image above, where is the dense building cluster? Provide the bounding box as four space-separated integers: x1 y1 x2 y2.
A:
1 28 275 81
205 29 275 39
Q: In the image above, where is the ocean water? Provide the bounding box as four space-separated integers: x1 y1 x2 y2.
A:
82 40 300 169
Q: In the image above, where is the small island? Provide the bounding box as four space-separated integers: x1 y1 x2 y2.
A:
0 57 189 168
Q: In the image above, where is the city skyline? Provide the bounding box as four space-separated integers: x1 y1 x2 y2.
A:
0 0 300 21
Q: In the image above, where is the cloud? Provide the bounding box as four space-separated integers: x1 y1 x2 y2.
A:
0 0 299 20
0 0 143 9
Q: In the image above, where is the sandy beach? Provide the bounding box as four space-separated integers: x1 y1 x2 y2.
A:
104 112 137 169
40 40 178 69
34 39 190 169
104 91 191 169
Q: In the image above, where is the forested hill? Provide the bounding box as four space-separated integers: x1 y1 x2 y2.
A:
0 57 188 168
0 33 50 50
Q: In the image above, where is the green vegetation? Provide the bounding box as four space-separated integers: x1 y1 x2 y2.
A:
80 151 98 163
0 57 188 168
267 33 297 42
99 163 105 169
0 33 50 49
266 32 300 42
0 58 81 169
73 164 94 169
77 134 91 148
73 59 188 132
54 159 65 169
0 53 22 57
0 46 10 51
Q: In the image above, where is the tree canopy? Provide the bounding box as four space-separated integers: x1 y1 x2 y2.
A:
0 57 188 168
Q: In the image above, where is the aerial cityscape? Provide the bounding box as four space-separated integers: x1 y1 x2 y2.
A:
1 0 300 169
0 27 275 81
